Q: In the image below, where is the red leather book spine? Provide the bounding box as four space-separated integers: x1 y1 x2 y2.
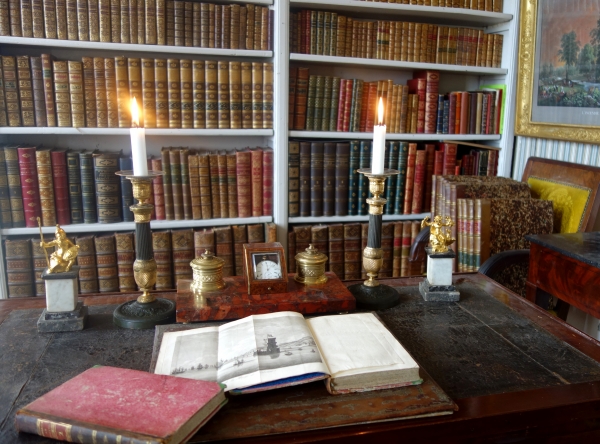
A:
303 10 310 54
433 149 443 175
236 150 252 217
454 92 462 135
460 91 469 134
413 70 440 134
50 150 70 226
151 158 166 220
342 79 353 132
336 78 347 132
448 92 456 135
402 143 417 214
250 148 263 217
407 78 426 134
411 149 426 214
262 148 273 216
18 146 42 228
442 142 458 176
358 81 370 132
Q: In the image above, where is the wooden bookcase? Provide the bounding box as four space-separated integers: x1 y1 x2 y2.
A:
0 0 520 299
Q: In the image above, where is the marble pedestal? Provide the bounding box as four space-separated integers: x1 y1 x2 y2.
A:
419 248 460 302
38 267 87 332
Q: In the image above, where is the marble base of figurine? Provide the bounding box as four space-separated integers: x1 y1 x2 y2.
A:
420 248 460 301
38 302 88 333
42 267 80 312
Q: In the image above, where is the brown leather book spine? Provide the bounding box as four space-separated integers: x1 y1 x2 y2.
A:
194 227 214 257
298 141 310 217
16 56 34 127
114 232 135 291
30 57 48 127
114 56 130 127
224 152 238 218
42 0 57 38
216 152 229 218
173 0 184 46
136 0 144 44
198 153 211 219
88 0 99 41
30 0 44 38
8 0 22 37
95 234 119 292
141 58 156 128
161 147 174 219
93 57 108 127
228 61 241 129
265 222 276 242
251 62 263 129
53 60 71 127
180 59 193 128
109 0 119 41
247 223 264 243
35 148 57 226
214 225 233 277
311 224 328 258
55 0 67 39
75 235 98 293
31 239 46 296
72 0 87 40
153 230 172 289
214 3 221 48
192 1 200 46
200 2 209 47
38 55 54 127
119 0 130 43
217 60 230 129
167 58 181 128
0 65 6 127
287 141 299 217
188 153 201 219
81 57 96 127
403 143 417 214
205 60 218 129
68 60 84 127
166 0 174 45
293 67 309 130
184 1 192 46
207 152 220 218
253 5 261 50
245 3 254 50
20 0 33 37
323 142 336 216
231 224 247 275
98 0 110 41
156 0 165 44
172 228 194 285
293 224 310 269
1 0 11 36
241 61 252 129
5 239 34 297
287 230 296 273
207 2 214 47
220 5 229 49
250 148 262 217
128 57 142 125
169 148 183 220
154 58 168 128
262 62 273 129
235 150 251 217
230 4 240 50
180 148 192 219
150 157 165 219
328 223 344 276
192 59 205 128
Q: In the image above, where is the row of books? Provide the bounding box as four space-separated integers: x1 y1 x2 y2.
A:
431 176 554 272
0 55 274 129
4 222 277 297
357 0 503 11
288 140 499 219
0 145 272 228
287 221 424 280
1 0 272 51
290 68 503 135
289 10 503 68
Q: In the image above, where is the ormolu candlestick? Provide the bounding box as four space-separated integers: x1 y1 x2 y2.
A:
348 168 401 310
113 170 176 329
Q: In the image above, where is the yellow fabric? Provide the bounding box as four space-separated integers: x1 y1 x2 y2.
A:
527 177 591 233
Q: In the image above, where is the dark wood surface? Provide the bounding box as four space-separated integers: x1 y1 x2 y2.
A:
527 237 600 320
3 275 600 443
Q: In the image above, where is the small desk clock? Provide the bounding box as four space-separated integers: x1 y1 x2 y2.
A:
242 242 288 295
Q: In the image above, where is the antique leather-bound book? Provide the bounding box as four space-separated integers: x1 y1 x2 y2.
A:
169 148 184 220
214 225 233 277
136 0 144 44
287 230 296 273
394 141 408 215
145 0 157 44
230 4 240 49
191 1 200 46
88 0 100 41
204 60 218 129
293 224 310 260
104 58 118 127
153 230 173 290
333 142 349 217
288 141 300 218
93 57 108 128
320 76 332 131
75 235 98 293
30 57 48 127
118 155 134 221
392 222 402 277
309 142 324 217
79 150 97 223
298 141 311 217
67 61 85 127
221 4 230 49
93 152 121 223
154 58 168 128
115 56 130 127
235 149 251 218
115 232 135 292
226 151 238 218
55 0 67 39
247 223 264 244
199 2 209 47
50 149 70 225
346 140 360 216
254 5 263 50
165 0 174 45
399 221 411 277
75 0 88 40
217 60 230 129
215 152 228 218
188 153 201 219
240 61 252 129
265 221 276 242
81 57 97 127
262 62 273 129
180 59 193 128
423 143 435 212
229 61 242 129
98 0 110 41
7 0 21 37
305 75 316 131
380 222 394 278
31 238 46 296
232 224 247 276
214 4 221 48
322 142 335 217
384 142 399 215
5 239 34 297
161 147 174 219
0 149 12 228
173 0 184 46
119 0 130 43
167 58 181 128
411 149 426 214
292 67 309 130
0 64 8 126
16 56 34 127
192 59 205 128
288 66 297 126
150 157 166 220
343 222 361 280
18 146 42 228
261 148 272 216
194 227 214 257
197 153 211 219
141 58 156 128
251 62 263 129
3 146 25 227
207 2 214 47
95 234 119 292
402 143 417 215
109 0 120 41
41 0 57 38
66 150 83 223
128 58 142 124
250 148 263 217
172 228 194 286
180 148 192 219
245 3 254 49
310 224 328 257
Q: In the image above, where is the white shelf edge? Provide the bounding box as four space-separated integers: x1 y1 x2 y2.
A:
1 216 273 236
289 0 512 25
0 128 274 136
290 53 507 75
289 131 501 141
289 213 429 223
0 36 273 57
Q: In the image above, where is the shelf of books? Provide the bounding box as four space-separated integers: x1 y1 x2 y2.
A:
289 131 501 140
289 214 429 223
0 128 274 136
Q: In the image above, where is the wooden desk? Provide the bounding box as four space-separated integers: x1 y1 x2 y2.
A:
526 232 600 318
3 274 600 443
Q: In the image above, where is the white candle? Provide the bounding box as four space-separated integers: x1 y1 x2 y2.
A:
130 97 148 176
371 97 386 175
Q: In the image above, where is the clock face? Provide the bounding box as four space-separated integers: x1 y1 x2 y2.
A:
252 253 282 280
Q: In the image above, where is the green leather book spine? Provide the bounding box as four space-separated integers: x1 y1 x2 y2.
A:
385 141 400 215
79 150 97 223
321 76 332 131
394 141 409 215
329 76 340 131
0 148 12 228
347 140 360 216
305 75 317 131
66 150 84 224
93 152 121 223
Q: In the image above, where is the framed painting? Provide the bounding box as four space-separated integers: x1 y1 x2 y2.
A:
515 0 600 143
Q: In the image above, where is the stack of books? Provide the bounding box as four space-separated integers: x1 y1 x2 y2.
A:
356 0 503 12
0 55 274 129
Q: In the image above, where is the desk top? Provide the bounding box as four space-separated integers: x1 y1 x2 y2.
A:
3 274 600 443
526 232 600 268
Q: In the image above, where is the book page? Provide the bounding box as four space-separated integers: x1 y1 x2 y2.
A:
307 313 419 379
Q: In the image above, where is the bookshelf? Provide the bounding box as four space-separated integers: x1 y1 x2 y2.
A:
0 0 521 298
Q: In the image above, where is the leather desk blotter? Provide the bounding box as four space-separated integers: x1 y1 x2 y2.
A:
176 272 356 323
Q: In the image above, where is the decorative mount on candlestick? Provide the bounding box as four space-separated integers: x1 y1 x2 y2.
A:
113 170 176 329
348 168 400 310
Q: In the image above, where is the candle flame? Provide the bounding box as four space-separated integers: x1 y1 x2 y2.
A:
378 97 384 125
131 97 139 128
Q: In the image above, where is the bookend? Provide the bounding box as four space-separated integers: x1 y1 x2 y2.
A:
113 171 175 329
419 247 460 302
348 169 401 310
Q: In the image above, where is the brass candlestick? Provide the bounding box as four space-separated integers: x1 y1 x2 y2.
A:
113 170 176 329
348 168 401 310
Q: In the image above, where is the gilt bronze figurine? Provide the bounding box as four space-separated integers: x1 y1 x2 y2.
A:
38 218 79 273
421 215 455 254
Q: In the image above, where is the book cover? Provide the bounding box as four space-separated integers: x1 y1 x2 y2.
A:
153 230 173 290
104 57 118 127
95 233 118 292
141 58 156 128
288 141 300 218
93 152 121 223
214 225 233 277
115 231 135 292
50 149 70 226
172 228 194 286
411 149 426 214
205 60 218 129
67 60 84 127
167 58 181 128
5 238 34 297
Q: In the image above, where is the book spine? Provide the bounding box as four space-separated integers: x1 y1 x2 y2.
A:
384 142 399 214
88 0 99 41
180 59 193 128
5 239 34 297
93 153 121 223
194 227 214 258
329 76 340 131
228 60 241 129
66 151 83 223
114 232 135 291
208 152 220 218
165 0 174 45
347 140 360 215
166 58 181 128
214 225 233 277
298 141 311 217
262 149 272 216
322 142 335 217
411 149 426 214
55 0 67 39
156 0 165 45
245 3 254 50
31 239 46 295
217 60 230 129
250 148 263 217
402 143 417 214
153 230 172 289
178 148 191 219
204 60 217 129
18 146 42 228
50 150 70 225
67 60 84 127
288 141 300 218
93 57 107 127
4 147 25 227
168 148 183 219
172 228 194 284
197 153 212 219
225 152 237 218
98 0 110 41
0 0 10 36
153 59 168 128
191 1 200 47
251 61 263 129
0 150 12 228
15 56 34 127
79 152 96 223
263 62 273 129
393 142 408 215
232 224 247 276
139 58 155 128
30 57 48 127
150 157 165 220
0 64 8 126
95 234 119 292
310 142 323 217
104 57 118 127
357 141 371 216
81 57 96 127
119 156 134 221
333 142 349 217
127 57 142 126
115 56 130 127
343 223 361 280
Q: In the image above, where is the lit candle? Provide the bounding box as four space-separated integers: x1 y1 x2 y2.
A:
130 97 148 176
371 97 386 175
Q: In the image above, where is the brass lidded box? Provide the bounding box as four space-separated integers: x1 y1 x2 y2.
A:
295 244 328 285
190 250 226 295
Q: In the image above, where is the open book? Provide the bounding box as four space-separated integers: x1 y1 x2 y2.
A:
154 311 422 395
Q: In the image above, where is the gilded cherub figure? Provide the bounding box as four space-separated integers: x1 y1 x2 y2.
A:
421 215 455 254
38 219 80 273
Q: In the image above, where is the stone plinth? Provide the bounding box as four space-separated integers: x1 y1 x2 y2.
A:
42 267 80 312
420 248 460 302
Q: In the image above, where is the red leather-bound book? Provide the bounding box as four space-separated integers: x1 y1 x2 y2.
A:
18 146 42 228
423 143 435 212
413 70 439 134
50 149 70 226
411 149 426 214
402 143 417 214
336 78 347 132
407 78 425 134
433 149 443 175
441 142 458 176
262 148 273 216
460 91 469 134
358 81 370 132
454 92 462 135
236 149 252 217
151 157 166 220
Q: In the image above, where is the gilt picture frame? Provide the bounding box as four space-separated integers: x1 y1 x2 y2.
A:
515 0 600 143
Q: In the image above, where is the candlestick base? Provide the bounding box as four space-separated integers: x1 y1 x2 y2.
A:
347 283 400 310
113 299 176 329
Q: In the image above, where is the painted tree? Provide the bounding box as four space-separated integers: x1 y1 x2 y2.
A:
591 18 600 81
558 31 580 81
579 43 595 80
